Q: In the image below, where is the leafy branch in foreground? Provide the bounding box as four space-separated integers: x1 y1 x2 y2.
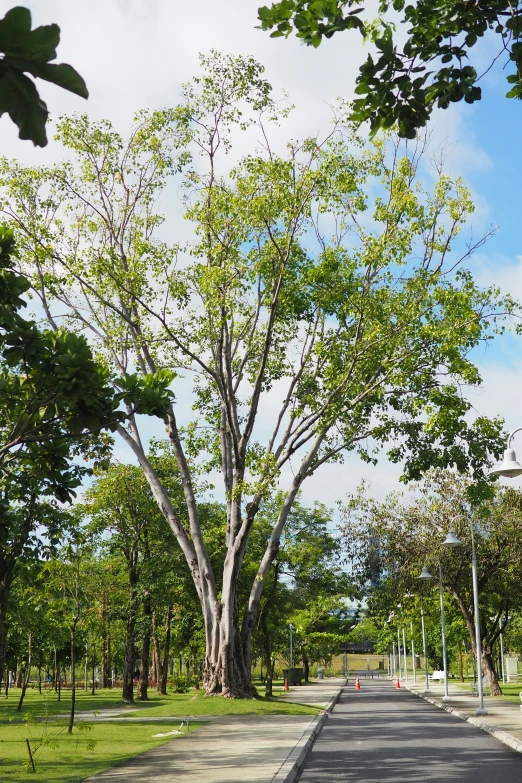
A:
258 0 522 138
0 6 88 146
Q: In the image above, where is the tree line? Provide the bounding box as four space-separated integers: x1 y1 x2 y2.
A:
342 470 522 695
3 458 352 725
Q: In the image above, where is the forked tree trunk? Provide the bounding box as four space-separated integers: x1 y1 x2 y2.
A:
122 614 136 703
68 626 77 734
453 592 503 696
101 607 109 688
260 611 273 697
202 587 254 698
119 415 322 700
152 612 160 686
0 581 10 694
159 608 171 695
54 646 58 693
482 648 502 696
138 598 152 700
17 632 32 711
15 658 22 688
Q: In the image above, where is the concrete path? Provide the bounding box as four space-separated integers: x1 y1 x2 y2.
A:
409 681 522 747
86 679 343 783
298 679 522 782
279 678 346 708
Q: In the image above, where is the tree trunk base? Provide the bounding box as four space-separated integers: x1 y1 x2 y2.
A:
203 665 257 699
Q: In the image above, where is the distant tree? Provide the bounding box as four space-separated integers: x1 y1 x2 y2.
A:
40 537 94 733
258 0 522 138
247 499 356 694
0 225 173 692
342 471 522 695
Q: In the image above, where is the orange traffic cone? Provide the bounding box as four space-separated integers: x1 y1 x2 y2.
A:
395 677 401 689
284 678 289 691
355 677 361 690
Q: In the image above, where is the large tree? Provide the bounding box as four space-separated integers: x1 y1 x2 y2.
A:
0 53 511 696
258 0 522 138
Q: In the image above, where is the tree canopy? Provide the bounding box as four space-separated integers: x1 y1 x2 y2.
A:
342 470 522 695
258 0 522 138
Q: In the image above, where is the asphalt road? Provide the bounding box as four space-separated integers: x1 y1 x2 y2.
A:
298 680 522 782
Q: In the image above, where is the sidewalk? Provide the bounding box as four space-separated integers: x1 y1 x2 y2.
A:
407 680 522 752
85 678 345 783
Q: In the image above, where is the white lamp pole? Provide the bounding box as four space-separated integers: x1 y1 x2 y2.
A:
289 624 294 669
420 597 430 694
397 627 401 678
410 620 416 685
417 563 450 702
438 562 451 703
469 523 488 715
402 623 408 682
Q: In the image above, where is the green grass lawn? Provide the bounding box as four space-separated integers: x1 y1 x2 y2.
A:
0 688 141 723
120 690 319 717
1 684 319 723
0 684 317 782
0 718 204 783
487 683 522 704
455 680 522 703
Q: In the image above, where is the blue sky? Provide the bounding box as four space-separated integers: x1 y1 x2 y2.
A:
3 0 522 503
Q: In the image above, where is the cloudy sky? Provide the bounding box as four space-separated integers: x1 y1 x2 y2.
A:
5 0 522 506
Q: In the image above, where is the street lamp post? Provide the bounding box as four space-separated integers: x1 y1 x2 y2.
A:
397 627 402 680
402 623 408 682
289 624 294 669
490 428 522 478
418 562 451 702
438 561 451 703
443 522 488 717
410 620 416 685
420 597 430 694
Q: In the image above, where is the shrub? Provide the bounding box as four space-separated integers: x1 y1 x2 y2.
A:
169 675 192 693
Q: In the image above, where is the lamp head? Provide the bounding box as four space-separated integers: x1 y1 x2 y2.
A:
490 448 522 478
443 528 462 547
417 565 433 579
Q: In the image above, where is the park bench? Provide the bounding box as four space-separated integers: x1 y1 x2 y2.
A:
471 677 487 696
428 670 445 681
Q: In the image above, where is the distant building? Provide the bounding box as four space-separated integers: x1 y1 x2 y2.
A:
339 641 376 654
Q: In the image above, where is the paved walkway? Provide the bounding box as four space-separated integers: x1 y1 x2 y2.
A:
298 679 522 782
86 678 344 783
409 681 522 745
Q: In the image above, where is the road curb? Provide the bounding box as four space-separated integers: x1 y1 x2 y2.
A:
406 686 522 755
270 680 346 783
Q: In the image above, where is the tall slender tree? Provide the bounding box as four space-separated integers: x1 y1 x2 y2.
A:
0 53 511 696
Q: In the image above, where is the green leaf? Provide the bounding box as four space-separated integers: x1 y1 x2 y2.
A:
0 70 48 146
0 7 32 50
26 62 88 99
